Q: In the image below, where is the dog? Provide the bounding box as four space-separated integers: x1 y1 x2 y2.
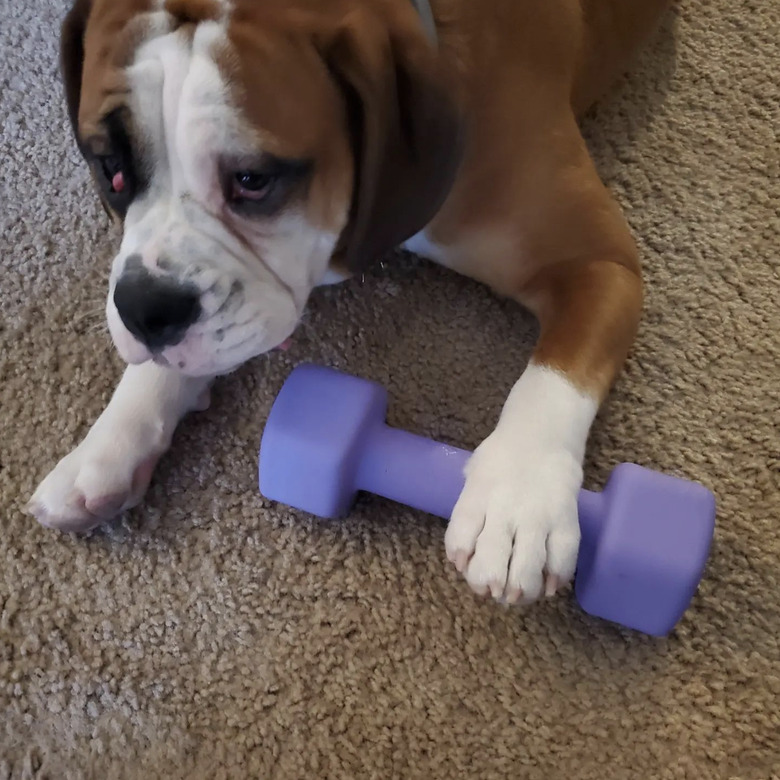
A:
29 0 670 605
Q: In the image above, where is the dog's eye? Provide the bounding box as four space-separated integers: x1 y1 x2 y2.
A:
223 156 313 216
232 171 275 201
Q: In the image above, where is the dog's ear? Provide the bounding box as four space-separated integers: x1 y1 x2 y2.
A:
61 0 93 146
320 5 464 270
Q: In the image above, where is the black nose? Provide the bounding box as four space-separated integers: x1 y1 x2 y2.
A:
113 270 201 351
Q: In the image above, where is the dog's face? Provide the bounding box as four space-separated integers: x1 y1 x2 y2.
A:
88 13 354 376
61 0 462 376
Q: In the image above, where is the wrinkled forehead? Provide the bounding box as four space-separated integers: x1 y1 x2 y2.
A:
78 0 345 157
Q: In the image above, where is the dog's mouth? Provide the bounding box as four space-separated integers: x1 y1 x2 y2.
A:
107 278 300 375
147 334 294 373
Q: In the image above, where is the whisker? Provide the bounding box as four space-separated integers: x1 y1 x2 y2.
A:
85 324 110 338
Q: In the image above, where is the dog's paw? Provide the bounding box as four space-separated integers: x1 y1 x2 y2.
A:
444 365 597 604
445 429 583 603
27 433 161 533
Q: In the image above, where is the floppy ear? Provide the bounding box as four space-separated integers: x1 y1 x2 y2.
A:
60 0 93 146
321 5 464 270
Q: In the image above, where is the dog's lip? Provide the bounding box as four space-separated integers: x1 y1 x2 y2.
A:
148 334 290 364
147 337 290 373
122 346 153 365
124 333 292 373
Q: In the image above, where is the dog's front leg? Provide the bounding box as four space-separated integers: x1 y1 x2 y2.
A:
446 260 642 603
441 122 643 603
28 363 212 532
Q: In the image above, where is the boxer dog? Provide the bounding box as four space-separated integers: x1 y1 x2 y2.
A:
29 0 670 605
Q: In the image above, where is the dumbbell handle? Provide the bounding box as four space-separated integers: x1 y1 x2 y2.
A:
356 422 470 519
356 421 605 542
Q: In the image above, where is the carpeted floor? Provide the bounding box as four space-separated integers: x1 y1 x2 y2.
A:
1 1 778 778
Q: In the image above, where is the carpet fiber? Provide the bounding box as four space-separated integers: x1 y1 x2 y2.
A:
1 1 778 778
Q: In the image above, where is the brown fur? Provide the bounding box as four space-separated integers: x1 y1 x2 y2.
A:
419 0 670 397
61 0 671 400
224 0 464 270
164 0 221 25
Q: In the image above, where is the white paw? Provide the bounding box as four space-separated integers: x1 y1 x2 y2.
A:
445 364 597 604
445 432 582 602
28 430 162 533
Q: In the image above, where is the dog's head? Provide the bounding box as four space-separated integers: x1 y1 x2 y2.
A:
62 0 462 375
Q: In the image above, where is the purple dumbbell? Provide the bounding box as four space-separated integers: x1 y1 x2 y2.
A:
259 364 716 635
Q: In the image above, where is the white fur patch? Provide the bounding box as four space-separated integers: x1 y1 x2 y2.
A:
403 229 448 264
28 364 211 532
319 267 351 286
445 364 598 602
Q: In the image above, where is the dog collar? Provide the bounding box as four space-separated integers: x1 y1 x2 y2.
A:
410 0 438 46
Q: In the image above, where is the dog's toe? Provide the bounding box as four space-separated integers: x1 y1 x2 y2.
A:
446 427 582 604
27 489 102 533
28 442 159 533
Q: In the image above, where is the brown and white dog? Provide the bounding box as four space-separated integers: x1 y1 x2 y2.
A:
29 0 670 605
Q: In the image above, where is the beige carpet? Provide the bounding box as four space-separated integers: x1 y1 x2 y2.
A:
1 1 779 778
